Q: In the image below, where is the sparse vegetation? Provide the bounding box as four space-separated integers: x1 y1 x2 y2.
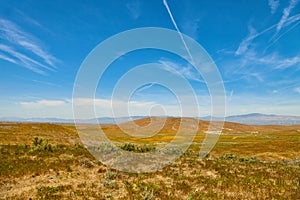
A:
31 137 52 152
36 185 72 199
0 122 300 199
120 143 156 153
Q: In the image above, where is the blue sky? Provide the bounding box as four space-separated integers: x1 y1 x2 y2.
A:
0 0 299 118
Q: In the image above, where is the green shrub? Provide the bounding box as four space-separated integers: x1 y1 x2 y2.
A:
31 137 52 152
104 170 117 180
141 186 154 200
32 137 43 146
18 144 28 150
103 180 118 189
120 143 155 153
220 154 238 160
37 185 71 198
239 157 259 163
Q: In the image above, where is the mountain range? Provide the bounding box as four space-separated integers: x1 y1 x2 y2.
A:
1 113 300 125
200 113 300 125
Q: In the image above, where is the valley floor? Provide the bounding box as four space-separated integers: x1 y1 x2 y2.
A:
0 122 299 199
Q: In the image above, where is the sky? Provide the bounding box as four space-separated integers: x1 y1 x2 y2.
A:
0 0 300 119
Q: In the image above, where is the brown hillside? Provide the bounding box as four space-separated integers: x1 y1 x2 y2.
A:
101 117 300 135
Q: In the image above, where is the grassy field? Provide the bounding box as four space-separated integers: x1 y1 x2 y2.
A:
0 119 300 199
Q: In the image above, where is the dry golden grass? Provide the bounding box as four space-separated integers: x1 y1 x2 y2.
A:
0 123 80 145
0 119 300 199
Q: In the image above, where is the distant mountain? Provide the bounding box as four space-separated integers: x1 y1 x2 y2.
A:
201 113 300 125
0 117 73 124
1 113 300 125
78 116 145 124
0 116 145 124
224 113 300 125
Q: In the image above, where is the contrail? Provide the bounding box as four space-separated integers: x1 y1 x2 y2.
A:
163 0 194 64
265 20 300 52
135 83 155 94
276 0 299 33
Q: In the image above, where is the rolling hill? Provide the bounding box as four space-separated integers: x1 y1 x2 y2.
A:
1 113 300 125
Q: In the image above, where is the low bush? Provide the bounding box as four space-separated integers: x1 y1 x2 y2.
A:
120 143 156 153
31 137 52 152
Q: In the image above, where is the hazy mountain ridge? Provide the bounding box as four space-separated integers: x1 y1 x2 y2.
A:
1 113 300 125
0 116 145 124
226 113 300 125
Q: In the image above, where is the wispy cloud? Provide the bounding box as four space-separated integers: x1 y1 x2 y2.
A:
32 79 61 87
276 0 299 33
274 55 300 69
266 21 300 51
14 9 44 29
0 18 59 74
227 90 234 102
235 24 257 55
284 13 300 26
268 0 280 14
235 12 300 55
240 50 300 70
16 97 208 118
182 17 201 40
72 98 157 109
232 5 300 75
159 59 204 82
0 44 49 74
163 0 194 64
73 98 157 117
225 48 300 88
268 13 300 46
294 87 300 93
135 83 156 94
0 53 18 64
19 100 67 107
126 0 141 20
258 52 300 70
249 73 264 82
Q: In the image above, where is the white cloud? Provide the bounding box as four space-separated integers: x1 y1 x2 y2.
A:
32 79 60 87
274 56 300 69
0 18 58 74
13 94 300 118
233 13 300 71
73 98 155 108
134 83 156 94
0 53 18 64
19 100 67 107
14 9 44 29
294 87 300 93
73 97 208 118
284 13 300 27
240 49 300 70
158 59 204 82
234 12 300 56
126 0 141 20
249 73 264 82
73 98 158 118
227 90 234 103
0 44 51 74
276 0 299 33
268 0 280 14
182 18 201 40
235 25 257 55
254 52 300 70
